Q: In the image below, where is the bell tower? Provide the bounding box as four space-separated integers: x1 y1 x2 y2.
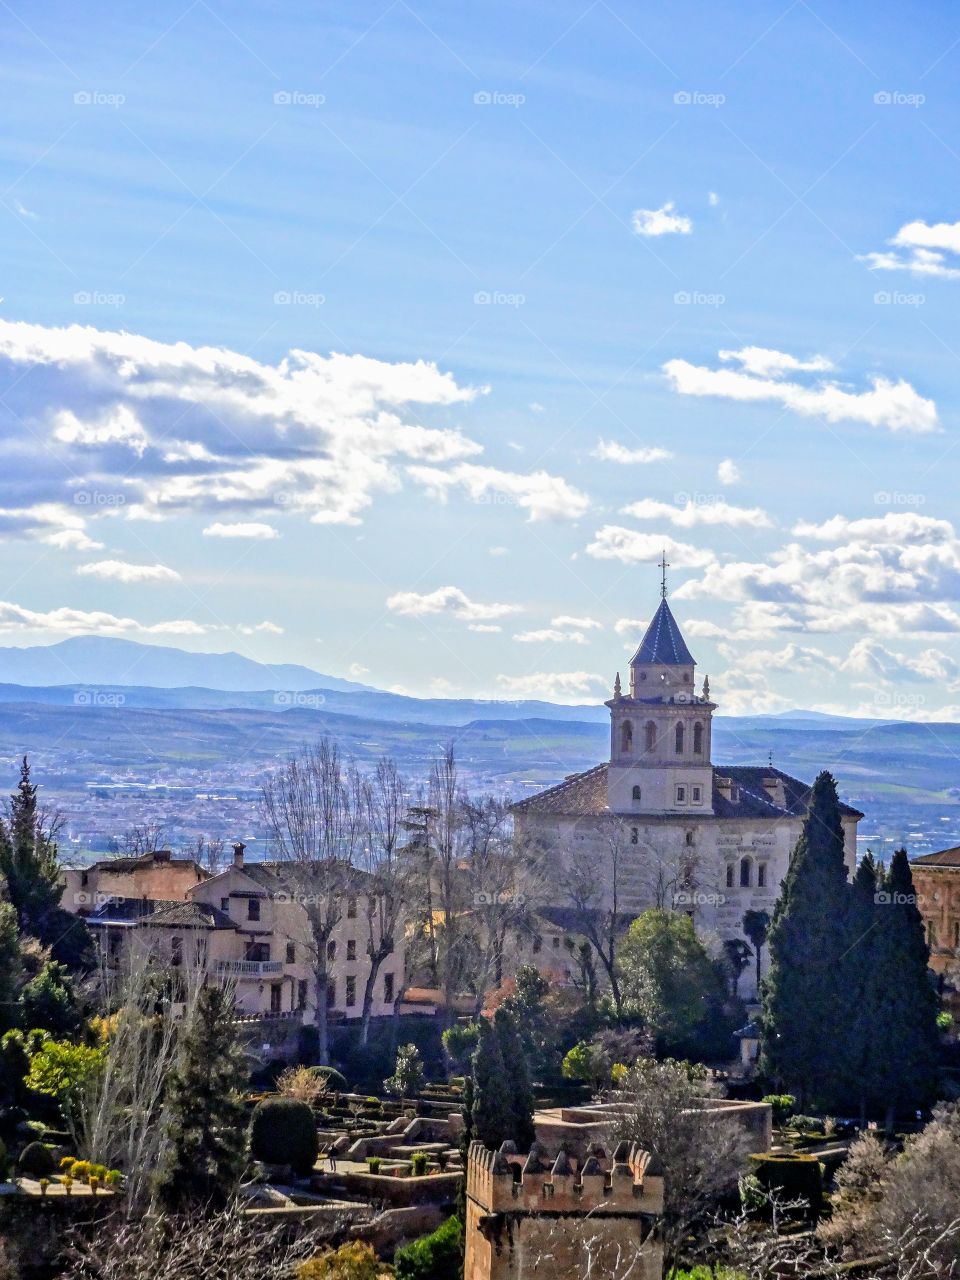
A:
606 571 715 815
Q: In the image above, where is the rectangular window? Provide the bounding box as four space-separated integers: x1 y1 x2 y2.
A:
285 941 296 964
326 980 336 1008
270 983 282 1014
171 936 182 966
726 863 735 889
954 920 960 948
383 973 395 1003
246 942 270 962
297 979 308 1010
247 898 260 922
220 897 229 912
327 940 336 961
347 939 357 962
346 896 357 919
552 935 560 949
757 863 767 889
630 827 639 844
676 786 686 804
346 975 356 1007
692 785 702 803
533 936 542 954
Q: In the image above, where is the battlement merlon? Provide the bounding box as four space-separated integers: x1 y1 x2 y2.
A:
467 1141 665 1217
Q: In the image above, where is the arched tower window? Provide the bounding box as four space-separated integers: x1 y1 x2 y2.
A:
675 722 684 754
693 721 704 754
631 784 641 802
644 721 656 752
620 720 633 753
740 857 752 888
726 863 735 889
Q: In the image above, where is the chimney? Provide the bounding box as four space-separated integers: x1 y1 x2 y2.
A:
233 841 246 869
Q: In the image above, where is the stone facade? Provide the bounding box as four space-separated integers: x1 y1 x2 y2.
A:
464 1141 663 1280
911 848 960 977
513 596 862 997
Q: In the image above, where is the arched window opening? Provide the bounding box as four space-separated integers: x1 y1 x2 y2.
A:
740 857 752 888
620 720 633 753
693 721 704 754
726 863 735 889
644 721 657 752
675 722 685 754
632 784 641 802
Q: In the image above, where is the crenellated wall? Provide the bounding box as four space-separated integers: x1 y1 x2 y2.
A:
465 1142 664 1280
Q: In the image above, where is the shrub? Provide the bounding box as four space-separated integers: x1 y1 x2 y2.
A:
297 1241 384 1280
748 1152 822 1214
393 1215 462 1280
249 1098 319 1176
105 1169 123 1187
277 1066 327 1105
384 1045 424 1099
70 1160 91 1181
785 1114 822 1134
18 1141 55 1177
762 1093 796 1125
410 1152 429 1177
366 1156 382 1174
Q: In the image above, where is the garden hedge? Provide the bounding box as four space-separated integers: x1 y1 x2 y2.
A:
249 1097 318 1176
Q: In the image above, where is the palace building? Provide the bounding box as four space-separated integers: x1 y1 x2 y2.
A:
513 589 863 996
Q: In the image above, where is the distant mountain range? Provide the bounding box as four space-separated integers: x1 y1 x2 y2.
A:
0 636 371 694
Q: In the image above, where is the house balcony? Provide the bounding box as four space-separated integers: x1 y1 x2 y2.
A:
216 959 284 978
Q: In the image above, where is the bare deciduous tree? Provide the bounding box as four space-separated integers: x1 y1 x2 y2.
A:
561 818 633 1014
613 1057 750 1277
260 739 362 1064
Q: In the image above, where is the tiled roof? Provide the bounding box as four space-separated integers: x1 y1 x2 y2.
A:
237 860 379 894
84 897 182 924
912 847 960 868
141 901 237 930
88 852 204 875
512 764 610 816
513 763 863 820
630 599 695 667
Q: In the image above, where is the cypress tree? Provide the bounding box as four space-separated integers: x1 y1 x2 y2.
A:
760 771 851 1109
494 1007 535 1150
154 986 248 1211
873 849 939 1129
470 1018 513 1150
843 853 884 1121
0 759 62 936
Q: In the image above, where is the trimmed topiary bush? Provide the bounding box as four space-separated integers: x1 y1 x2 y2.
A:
410 1151 429 1177
19 1141 55 1178
249 1097 319 1176
762 1093 796 1125
394 1215 462 1280
748 1152 823 1215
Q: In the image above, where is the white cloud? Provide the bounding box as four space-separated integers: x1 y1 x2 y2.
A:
792 513 953 544
631 201 692 237
348 662 370 677
386 585 521 623
495 671 608 701
407 463 589 521
663 346 938 433
622 498 772 529
0 601 208 637
585 527 715 568
840 637 958 684
860 218 960 279
0 318 487 531
514 628 587 645
552 614 601 630
614 617 645 637
488 546 510 557
203 521 280 540
0 503 103 551
717 458 740 484
708 192 720 207
76 559 181 584
468 623 502 633
237 620 284 635
592 439 673 464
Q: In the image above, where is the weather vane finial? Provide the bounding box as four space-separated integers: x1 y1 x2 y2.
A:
660 549 670 599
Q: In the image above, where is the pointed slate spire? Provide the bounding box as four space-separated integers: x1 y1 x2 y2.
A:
631 597 695 667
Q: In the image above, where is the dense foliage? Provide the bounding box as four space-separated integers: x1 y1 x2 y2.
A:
249 1096 319 1176
393 1215 462 1280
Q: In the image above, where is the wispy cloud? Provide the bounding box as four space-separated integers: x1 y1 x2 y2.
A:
860 217 960 279
592 439 673 464
631 201 692 236
386 585 521 623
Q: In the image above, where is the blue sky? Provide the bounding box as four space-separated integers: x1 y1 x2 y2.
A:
1 0 960 716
